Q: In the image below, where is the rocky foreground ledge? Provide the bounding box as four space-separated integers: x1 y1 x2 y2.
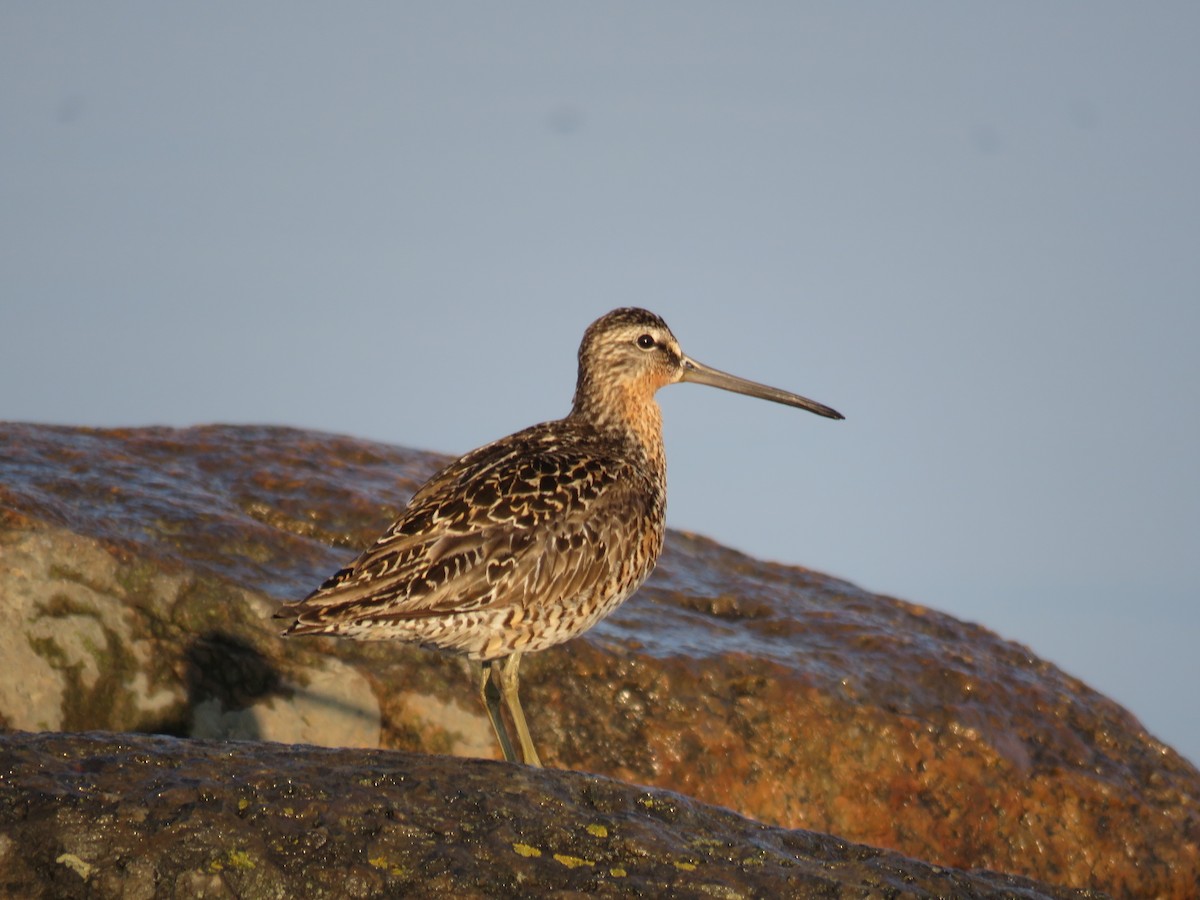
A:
0 730 1102 899
1 424 1197 897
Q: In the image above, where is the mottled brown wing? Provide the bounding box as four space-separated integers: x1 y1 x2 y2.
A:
283 422 655 633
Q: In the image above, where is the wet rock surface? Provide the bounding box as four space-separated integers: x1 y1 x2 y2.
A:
1 422 1197 897
0 730 1102 899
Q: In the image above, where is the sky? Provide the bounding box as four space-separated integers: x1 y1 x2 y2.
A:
2 4 1197 765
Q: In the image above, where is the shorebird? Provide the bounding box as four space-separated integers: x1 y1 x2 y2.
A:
278 308 842 766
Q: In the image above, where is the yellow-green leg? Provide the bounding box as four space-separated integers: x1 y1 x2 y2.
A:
476 659 518 764
476 654 542 767
498 652 542 768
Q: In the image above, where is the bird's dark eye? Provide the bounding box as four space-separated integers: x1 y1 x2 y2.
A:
636 334 655 350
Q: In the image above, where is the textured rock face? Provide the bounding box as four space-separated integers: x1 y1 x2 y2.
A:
1 423 1197 898
0 731 1102 899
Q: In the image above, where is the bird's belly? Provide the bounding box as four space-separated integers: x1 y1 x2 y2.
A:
507 578 644 657
396 570 649 661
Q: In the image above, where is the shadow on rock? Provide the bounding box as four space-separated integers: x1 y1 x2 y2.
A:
149 631 283 741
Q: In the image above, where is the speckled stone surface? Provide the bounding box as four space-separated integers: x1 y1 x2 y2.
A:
0 730 1103 899
1 423 1196 897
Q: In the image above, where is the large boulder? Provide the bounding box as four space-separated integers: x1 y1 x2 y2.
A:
1 423 1196 897
0 730 1106 899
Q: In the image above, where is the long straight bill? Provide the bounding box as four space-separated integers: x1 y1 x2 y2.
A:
679 356 844 420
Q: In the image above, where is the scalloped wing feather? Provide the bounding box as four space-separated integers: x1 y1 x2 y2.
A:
282 420 661 638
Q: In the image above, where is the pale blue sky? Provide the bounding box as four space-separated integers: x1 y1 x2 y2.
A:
3 4 1197 764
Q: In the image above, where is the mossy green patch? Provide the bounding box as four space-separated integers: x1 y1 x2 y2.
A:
37 588 98 618
173 576 252 634
112 558 168 605
27 608 145 732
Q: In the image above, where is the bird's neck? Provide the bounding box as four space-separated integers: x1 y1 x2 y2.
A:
570 380 666 474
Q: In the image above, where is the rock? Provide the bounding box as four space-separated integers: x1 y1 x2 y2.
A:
0 730 1102 899
1 423 1197 897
